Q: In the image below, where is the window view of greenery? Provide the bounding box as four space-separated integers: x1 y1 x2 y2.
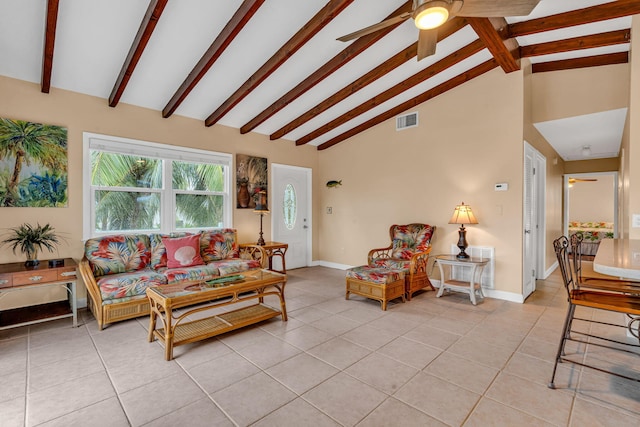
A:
91 152 161 233
90 151 227 234
172 161 225 229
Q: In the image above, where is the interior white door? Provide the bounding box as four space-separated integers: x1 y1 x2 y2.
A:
271 164 311 270
523 142 537 299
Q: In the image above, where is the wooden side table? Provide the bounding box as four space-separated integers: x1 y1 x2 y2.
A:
0 258 78 329
435 254 489 305
241 242 288 274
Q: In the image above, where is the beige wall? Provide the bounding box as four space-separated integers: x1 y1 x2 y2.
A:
318 67 526 297
0 76 318 308
529 61 632 263
627 16 640 239
523 59 565 274
531 63 630 124
567 175 615 223
564 158 619 174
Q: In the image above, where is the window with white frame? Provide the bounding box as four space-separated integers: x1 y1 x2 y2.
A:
83 133 232 239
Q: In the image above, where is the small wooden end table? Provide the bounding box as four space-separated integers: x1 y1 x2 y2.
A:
0 258 78 329
435 254 489 305
241 241 288 274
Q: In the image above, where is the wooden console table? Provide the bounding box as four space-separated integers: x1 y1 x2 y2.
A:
435 255 489 305
146 269 287 360
0 258 78 330
241 241 288 274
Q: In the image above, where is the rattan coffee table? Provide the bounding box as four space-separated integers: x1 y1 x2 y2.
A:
146 269 287 360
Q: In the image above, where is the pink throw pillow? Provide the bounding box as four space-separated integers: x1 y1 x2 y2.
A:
162 234 204 269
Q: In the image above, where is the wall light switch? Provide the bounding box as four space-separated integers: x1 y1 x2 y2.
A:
633 214 640 228
495 183 508 191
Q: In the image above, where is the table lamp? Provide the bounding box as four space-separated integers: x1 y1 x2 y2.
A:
254 191 269 246
448 202 478 259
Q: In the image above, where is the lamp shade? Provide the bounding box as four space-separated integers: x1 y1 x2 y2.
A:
414 1 450 30
448 202 478 225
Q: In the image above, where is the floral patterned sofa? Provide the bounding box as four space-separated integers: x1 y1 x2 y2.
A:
367 223 436 300
568 221 614 256
78 229 266 330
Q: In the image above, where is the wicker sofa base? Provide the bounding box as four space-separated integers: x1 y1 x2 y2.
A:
87 295 150 330
345 276 405 311
406 272 435 301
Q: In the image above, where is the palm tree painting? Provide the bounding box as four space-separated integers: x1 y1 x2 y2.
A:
0 118 68 207
236 154 267 209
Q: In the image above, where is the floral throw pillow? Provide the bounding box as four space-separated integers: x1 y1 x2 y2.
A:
162 234 204 269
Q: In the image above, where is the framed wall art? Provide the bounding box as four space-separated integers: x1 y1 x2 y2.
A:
0 118 68 207
236 154 267 209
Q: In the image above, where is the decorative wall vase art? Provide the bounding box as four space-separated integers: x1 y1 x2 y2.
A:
236 154 267 209
0 118 68 207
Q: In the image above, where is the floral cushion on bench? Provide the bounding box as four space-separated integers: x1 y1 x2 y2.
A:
97 269 167 301
346 266 405 285
163 264 220 285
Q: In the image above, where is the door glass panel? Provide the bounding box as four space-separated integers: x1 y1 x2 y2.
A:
283 183 296 230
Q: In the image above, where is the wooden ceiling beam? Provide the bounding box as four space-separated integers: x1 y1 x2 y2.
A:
318 59 499 150
162 0 266 118
41 0 60 93
509 0 640 37
109 0 169 107
532 52 628 73
269 17 467 141
204 0 356 127
240 0 415 135
296 38 485 146
520 29 630 58
467 17 519 73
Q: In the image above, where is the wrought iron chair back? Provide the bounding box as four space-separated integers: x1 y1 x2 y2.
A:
548 235 640 389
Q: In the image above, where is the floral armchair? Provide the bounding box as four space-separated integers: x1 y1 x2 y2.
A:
368 224 435 300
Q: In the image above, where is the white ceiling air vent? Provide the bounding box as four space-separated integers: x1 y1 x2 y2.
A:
396 112 418 131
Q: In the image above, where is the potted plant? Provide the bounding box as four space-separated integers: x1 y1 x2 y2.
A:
1 223 60 266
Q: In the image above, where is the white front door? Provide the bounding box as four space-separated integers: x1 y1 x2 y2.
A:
272 164 311 270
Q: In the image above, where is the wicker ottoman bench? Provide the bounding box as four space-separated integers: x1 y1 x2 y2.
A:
345 266 406 310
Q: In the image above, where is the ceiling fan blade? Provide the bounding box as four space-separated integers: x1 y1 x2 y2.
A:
417 29 437 61
337 12 411 42
569 178 598 183
456 0 540 18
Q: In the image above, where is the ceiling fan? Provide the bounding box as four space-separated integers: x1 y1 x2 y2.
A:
337 0 541 61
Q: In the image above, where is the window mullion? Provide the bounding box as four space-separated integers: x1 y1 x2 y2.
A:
162 160 173 233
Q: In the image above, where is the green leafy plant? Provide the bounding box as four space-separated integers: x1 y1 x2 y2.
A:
1 223 60 265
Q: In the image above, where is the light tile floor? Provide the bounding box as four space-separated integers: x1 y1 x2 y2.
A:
1 266 640 426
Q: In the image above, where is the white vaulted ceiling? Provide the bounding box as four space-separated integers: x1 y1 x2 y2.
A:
0 0 634 152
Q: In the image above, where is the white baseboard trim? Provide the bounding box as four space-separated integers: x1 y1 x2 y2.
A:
77 298 87 309
543 261 558 279
310 260 354 270
430 280 525 304
310 264 527 304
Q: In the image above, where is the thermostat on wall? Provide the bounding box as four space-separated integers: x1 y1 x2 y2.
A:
494 183 508 191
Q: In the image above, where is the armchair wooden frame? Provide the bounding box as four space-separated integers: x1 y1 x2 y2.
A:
549 235 640 389
368 224 435 300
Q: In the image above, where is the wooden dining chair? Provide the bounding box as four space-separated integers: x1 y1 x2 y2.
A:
548 236 640 389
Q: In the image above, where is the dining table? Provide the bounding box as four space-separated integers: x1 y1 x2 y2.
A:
593 238 640 280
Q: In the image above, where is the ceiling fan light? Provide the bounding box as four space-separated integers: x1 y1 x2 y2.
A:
414 2 450 30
